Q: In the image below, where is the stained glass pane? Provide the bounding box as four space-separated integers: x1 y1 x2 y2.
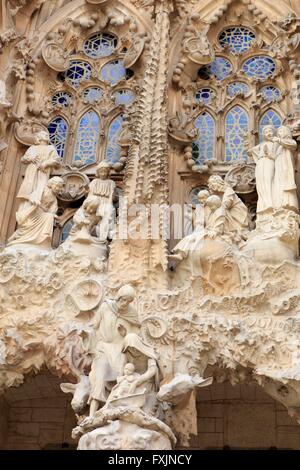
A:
227 82 250 98
195 88 215 105
83 87 103 104
219 27 256 54
52 91 72 108
242 56 276 80
192 112 215 164
83 32 118 58
189 187 208 205
100 60 132 85
225 106 249 162
48 116 68 158
61 61 92 87
113 89 135 106
259 109 282 141
106 114 123 164
60 218 74 243
73 111 100 166
198 57 232 81
260 85 282 103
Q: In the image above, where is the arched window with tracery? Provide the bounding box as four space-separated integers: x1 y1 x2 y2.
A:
225 106 249 162
189 23 288 167
193 112 215 165
47 29 135 169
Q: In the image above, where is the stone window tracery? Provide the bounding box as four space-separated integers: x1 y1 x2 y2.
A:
73 110 101 166
48 116 68 159
52 91 72 108
242 56 276 80
82 87 103 104
225 106 249 162
193 112 215 165
100 59 130 85
106 114 123 164
219 26 256 54
83 32 118 59
189 23 286 167
60 60 92 88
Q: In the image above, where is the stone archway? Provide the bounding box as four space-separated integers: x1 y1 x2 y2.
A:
0 370 76 450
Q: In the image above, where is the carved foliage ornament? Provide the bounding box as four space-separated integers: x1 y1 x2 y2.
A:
225 163 256 194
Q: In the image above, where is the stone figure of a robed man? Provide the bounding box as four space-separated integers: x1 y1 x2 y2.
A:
16 130 61 225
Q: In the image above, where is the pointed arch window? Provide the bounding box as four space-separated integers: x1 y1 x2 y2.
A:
48 116 68 159
259 109 282 141
225 106 249 161
105 114 123 164
73 110 100 166
192 112 215 165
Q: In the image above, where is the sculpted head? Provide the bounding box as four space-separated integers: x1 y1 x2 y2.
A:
96 160 111 180
206 195 222 211
208 175 226 194
83 196 98 215
116 284 135 309
278 125 292 139
47 176 64 194
35 130 50 145
262 125 275 141
123 363 135 376
197 189 210 205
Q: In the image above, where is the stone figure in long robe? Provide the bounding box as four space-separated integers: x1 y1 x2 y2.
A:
16 130 61 225
273 126 299 212
87 285 142 416
87 161 116 241
208 175 249 241
8 176 64 249
247 125 278 214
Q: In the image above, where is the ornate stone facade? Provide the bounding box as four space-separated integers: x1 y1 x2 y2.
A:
1 0 300 451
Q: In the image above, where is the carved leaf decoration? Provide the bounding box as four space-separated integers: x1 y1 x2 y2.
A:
123 36 145 68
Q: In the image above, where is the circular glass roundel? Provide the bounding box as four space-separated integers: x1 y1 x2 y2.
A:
62 60 92 87
52 91 72 107
83 87 103 103
260 85 282 103
100 59 132 85
219 27 256 54
113 89 135 106
227 82 250 98
242 56 276 80
83 32 118 58
195 88 215 105
198 57 232 81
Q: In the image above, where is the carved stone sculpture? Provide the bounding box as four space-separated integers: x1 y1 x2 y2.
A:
7 176 64 250
15 130 61 226
87 161 116 241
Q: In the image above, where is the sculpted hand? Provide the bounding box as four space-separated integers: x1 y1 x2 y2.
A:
117 324 127 337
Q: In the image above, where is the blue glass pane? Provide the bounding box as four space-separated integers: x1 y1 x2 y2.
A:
52 91 72 107
106 115 123 164
193 112 215 164
219 27 256 54
48 116 68 158
260 85 281 103
227 82 250 98
242 56 276 80
83 32 118 58
73 111 100 166
225 106 249 161
83 87 103 103
60 218 74 243
62 60 92 87
198 57 232 81
113 89 135 106
100 60 131 85
259 110 282 141
195 88 215 105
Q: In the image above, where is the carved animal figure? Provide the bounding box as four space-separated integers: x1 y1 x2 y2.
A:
60 375 91 414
